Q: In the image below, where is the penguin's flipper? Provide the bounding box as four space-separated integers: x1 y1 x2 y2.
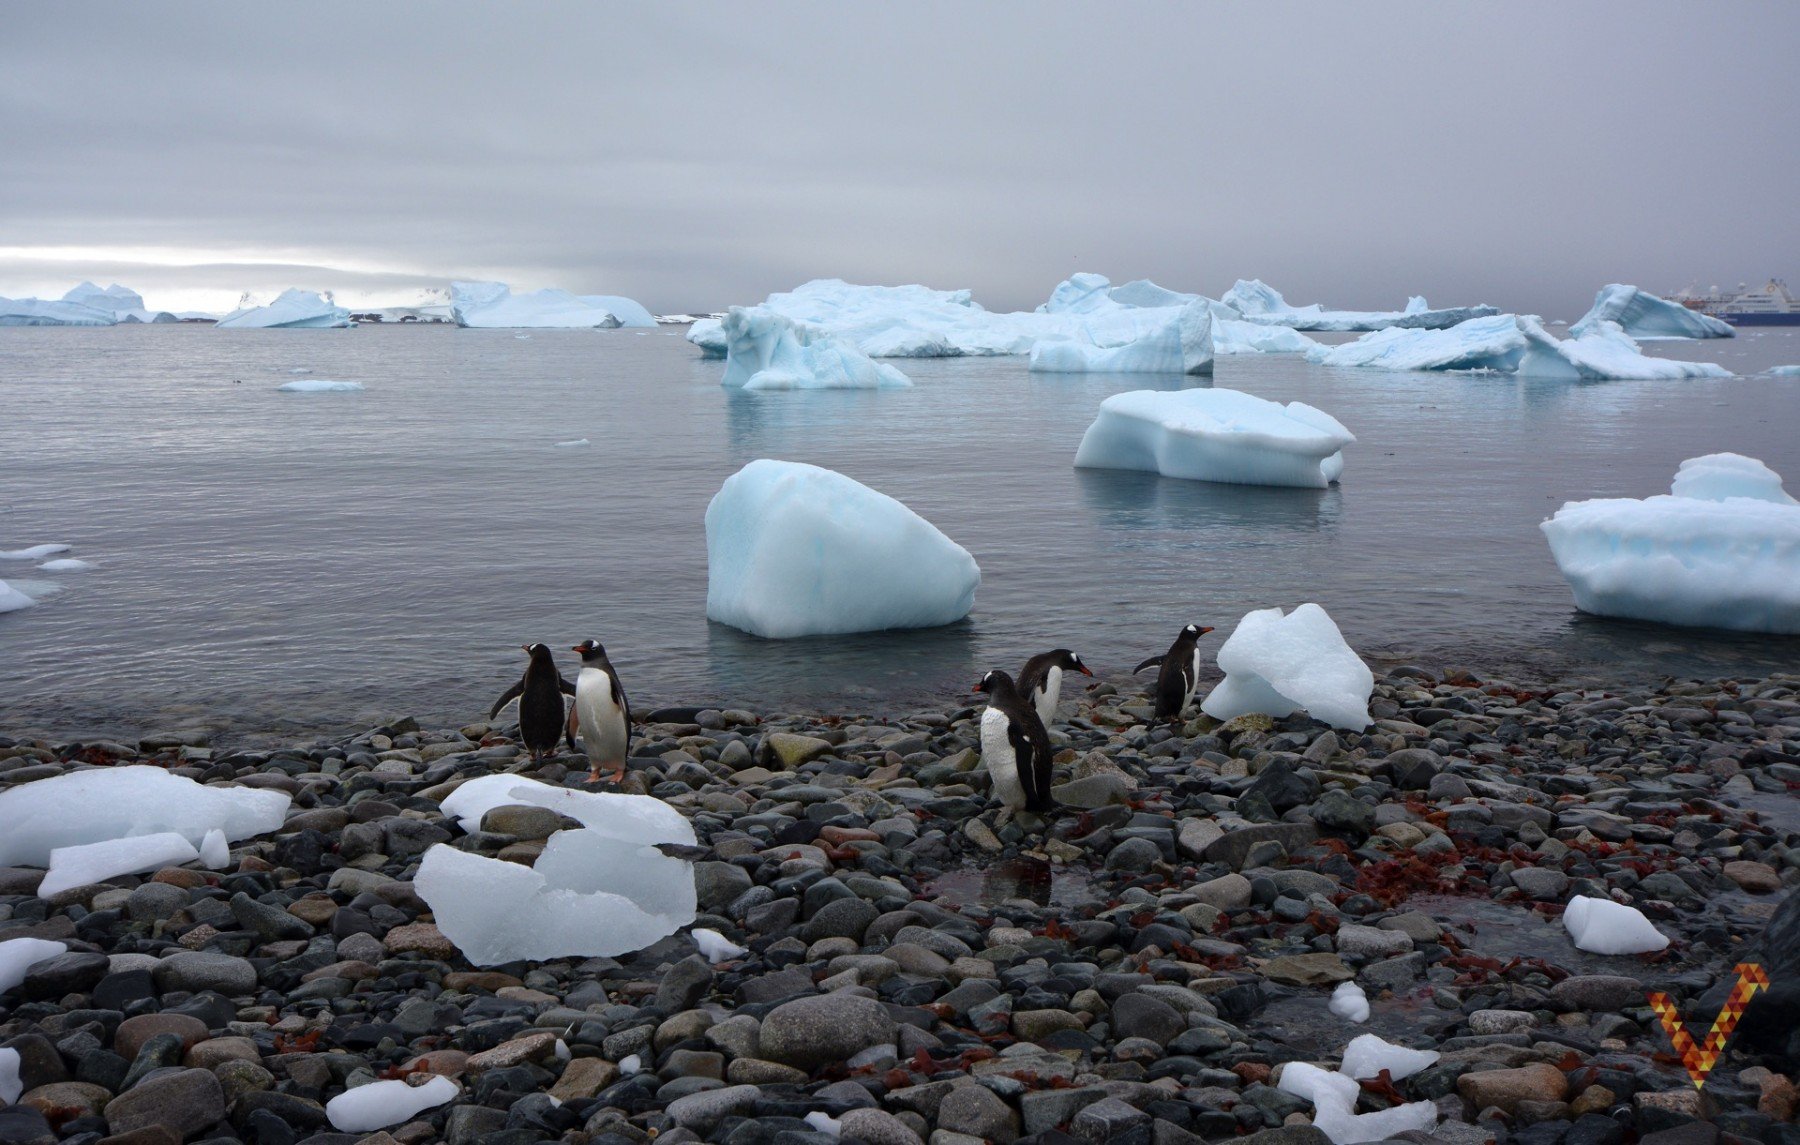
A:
559 675 577 696
565 703 581 753
489 679 524 720
1132 655 1164 675
611 673 633 762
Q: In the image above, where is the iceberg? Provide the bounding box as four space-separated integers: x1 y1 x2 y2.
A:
0 294 118 326
1562 895 1669 955
1769 364 1800 377
1541 453 1800 633
325 1076 459 1132
277 379 363 393
1029 300 1215 375
1278 1060 1438 1145
1570 284 1735 340
0 543 72 560
1073 388 1353 488
1202 604 1374 730
705 459 979 638
439 774 696 845
1036 274 1315 357
216 289 352 329
37 558 95 572
576 294 657 327
1224 279 1497 331
0 766 291 867
720 306 912 390
1515 317 1730 380
39 832 203 897
0 938 69 996
0 581 38 612
450 281 653 328
687 317 727 358
60 282 177 324
1311 314 1730 379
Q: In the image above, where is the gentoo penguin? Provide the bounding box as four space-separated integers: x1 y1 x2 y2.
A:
490 643 577 763
1017 649 1093 727
1132 624 1216 726
973 669 1054 823
570 638 631 785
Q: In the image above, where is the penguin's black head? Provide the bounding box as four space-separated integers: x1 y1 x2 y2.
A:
572 638 606 660
522 642 554 661
1052 649 1094 677
973 669 1009 695
1182 624 1215 639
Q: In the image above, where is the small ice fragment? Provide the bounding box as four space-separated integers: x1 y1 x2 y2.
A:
514 333 531 339
0 544 71 561
200 828 230 869
324 1075 459 1132
40 832 203 897
1329 982 1369 1023
0 937 69 994
554 1039 571 1062
692 927 749 964
0 580 34 613
277 379 363 393
1562 894 1670 954
288 368 312 374
1339 1033 1439 1080
618 1054 641 1075
555 438 590 448
0 1046 20 1103
804 1111 842 1138
37 559 95 572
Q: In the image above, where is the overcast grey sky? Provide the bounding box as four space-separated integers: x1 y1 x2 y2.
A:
3 2 1795 317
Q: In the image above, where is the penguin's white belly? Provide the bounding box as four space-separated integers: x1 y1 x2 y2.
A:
575 668 628 763
1183 648 1202 710
1032 666 1062 727
980 706 1027 811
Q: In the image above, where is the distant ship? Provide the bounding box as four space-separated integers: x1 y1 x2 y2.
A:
1673 279 1800 326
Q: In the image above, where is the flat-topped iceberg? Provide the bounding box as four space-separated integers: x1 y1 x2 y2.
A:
1310 314 1730 379
216 289 352 329
450 281 656 328
1542 453 1800 633
706 459 978 638
0 294 118 326
720 306 911 390
576 294 657 327
1029 299 1215 374
1073 388 1353 488
1223 278 1497 331
61 282 177 324
0 766 291 867
1570 284 1735 340
1203 604 1374 730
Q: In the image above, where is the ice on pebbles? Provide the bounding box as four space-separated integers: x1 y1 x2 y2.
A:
692 927 749 964
1278 1060 1438 1145
0 1046 20 1104
1072 388 1354 489
1224 278 1497 331
450 280 642 329
0 544 71 560
804 1111 843 1138
216 289 352 329
39 832 203 897
0 765 291 867
687 317 727 358
1329 982 1369 1023
1570 284 1735 340
439 774 696 845
37 558 95 572
720 307 911 390
618 1054 642 1075
1029 299 1215 375
1562 895 1670 955
200 828 230 869
0 938 69 995
1338 1034 1439 1081
0 581 35 613
1202 604 1374 730
705 459 979 638
1541 453 1800 633
325 1075 460 1132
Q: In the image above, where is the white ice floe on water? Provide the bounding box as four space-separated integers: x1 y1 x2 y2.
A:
1338 1034 1439 1080
1562 894 1670 955
1570 284 1735 340
1202 604 1374 731
0 581 36 614
451 281 652 328
37 558 95 572
0 1046 20 1104
0 937 69 996
325 1075 460 1132
39 832 203 897
1541 453 1800 633
721 307 911 390
217 289 352 329
687 317 726 358
1 544 71 561
1224 278 1497 331
1514 318 1730 380
705 459 979 638
1769 364 1800 376
439 775 696 845
0 766 291 867
1278 1060 1438 1145
1329 982 1369 1023
555 438 590 447
1029 299 1215 375
276 379 364 392
692 927 749 964
1072 388 1353 488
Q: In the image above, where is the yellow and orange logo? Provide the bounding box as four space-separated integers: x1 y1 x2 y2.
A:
1648 963 1769 1090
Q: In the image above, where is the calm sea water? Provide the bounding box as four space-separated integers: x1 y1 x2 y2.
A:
3 324 1798 740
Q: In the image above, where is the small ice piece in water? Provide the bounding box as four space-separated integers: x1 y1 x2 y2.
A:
804 1111 842 1138
1338 1034 1439 1080
1202 604 1373 730
0 580 35 613
1562 894 1670 955
1570 284 1735 340
438 775 696 845
0 1045 20 1104
287 368 313 374
277 379 363 393
692 927 749 964
0 544 71 560
325 1075 459 1131
1279 1060 1438 1145
0 937 69 995
1769 364 1800 376
618 1054 641 1075
555 438 590 448
0 765 291 867
37 558 95 572
1028 299 1215 375
39 832 202 897
514 333 531 340
1073 388 1354 488
200 828 230 869
720 307 912 390
705 459 979 638
216 289 352 329
1328 982 1369 1023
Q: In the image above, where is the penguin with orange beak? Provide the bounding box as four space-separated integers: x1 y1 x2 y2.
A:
490 643 577 763
973 669 1054 825
1133 624 1216 727
570 638 632 785
1017 649 1093 727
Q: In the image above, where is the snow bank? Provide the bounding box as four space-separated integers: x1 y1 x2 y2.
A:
440 774 696 845
1072 388 1353 488
0 544 71 561
720 307 911 390
1562 895 1669 955
1570 284 1735 340
1224 278 1497 331
1279 1059 1438 1144
39 832 202 896
451 280 643 329
688 317 727 358
1541 453 1800 633
0 938 69 996
326 1075 459 1131
1029 299 1214 374
277 379 363 392
705 459 979 638
61 282 176 324
216 289 352 329
0 581 36 613
1312 314 1730 379
0 295 117 326
0 766 291 867
1202 604 1373 730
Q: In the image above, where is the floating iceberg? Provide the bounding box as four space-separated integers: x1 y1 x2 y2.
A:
1036 274 1315 357
277 379 363 393
1029 300 1215 375
1562 895 1669 955
450 280 654 328
1515 317 1730 380
1769 364 1800 377
1311 314 1730 379
0 766 291 867
61 282 177 324
1224 279 1497 331
688 317 727 358
439 774 696 844
326 1076 459 1132
1073 388 1353 488
576 294 657 327
0 294 117 326
1 543 72 560
0 938 68 996
1212 317 1319 356
1338 1034 1439 1081
705 459 979 638
216 289 352 329
1570 284 1734 340
0 581 37 613
37 558 95 572
1541 453 1800 633
1278 1060 1438 1145
1202 604 1374 730
720 306 911 390
39 832 203 897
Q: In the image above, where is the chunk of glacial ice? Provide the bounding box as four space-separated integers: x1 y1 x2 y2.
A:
1562 894 1669 955
0 294 118 326
1310 314 1729 379
720 306 911 390
0 765 291 867
200 828 230 869
1541 453 1800 633
439 775 696 846
0 544 71 560
1570 284 1735 339
450 280 622 328
0 937 69 995
277 379 363 392
0 580 34 613
1029 299 1215 375
325 1075 459 1131
1224 278 1497 331
1278 1060 1438 1145
40 832 202 896
216 289 352 329
1338 1034 1439 1080
705 459 979 638
687 317 727 357
37 558 96 572
576 294 657 327
0 1046 20 1104
1202 604 1373 730
1072 388 1353 488
693 927 749 964
1769 364 1800 376
1515 317 1730 380
1328 982 1369 1023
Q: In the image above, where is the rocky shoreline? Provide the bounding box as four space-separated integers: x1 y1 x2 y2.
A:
1 665 1797 1145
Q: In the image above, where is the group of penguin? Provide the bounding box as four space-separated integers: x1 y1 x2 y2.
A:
491 622 1217 810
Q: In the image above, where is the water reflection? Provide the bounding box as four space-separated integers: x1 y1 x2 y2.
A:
923 857 1100 909
1074 467 1343 539
703 617 980 711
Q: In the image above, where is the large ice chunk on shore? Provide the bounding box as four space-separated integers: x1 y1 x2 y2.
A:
706 459 979 638
1202 604 1374 730
61 282 177 324
0 294 118 326
217 289 352 329
39 832 202 897
1279 1060 1438 1145
440 774 696 845
0 766 291 867
1541 453 1800 633
0 938 69 996
1030 300 1215 374
1570 284 1735 340
720 307 911 390
1073 388 1353 488
1224 279 1498 331
326 1075 459 1131
1339 1034 1439 1081
1562 895 1669 955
